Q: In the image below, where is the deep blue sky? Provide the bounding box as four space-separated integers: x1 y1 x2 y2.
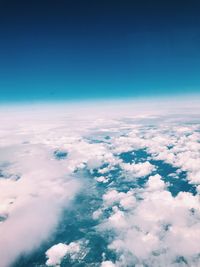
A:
0 0 200 102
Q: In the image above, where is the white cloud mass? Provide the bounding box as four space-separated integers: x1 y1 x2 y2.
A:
46 242 81 266
0 97 200 267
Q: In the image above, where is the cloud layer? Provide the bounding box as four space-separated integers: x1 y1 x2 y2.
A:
0 98 200 267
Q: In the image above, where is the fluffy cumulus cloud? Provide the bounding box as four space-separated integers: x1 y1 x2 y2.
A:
102 189 136 210
120 161 155 178
0 98 200 267
96 173 200 266
46 242 81 266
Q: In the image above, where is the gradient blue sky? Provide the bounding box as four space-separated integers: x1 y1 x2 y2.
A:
0 0 200 102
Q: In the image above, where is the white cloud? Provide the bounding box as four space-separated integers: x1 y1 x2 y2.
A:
120 161 155 178
0 144 80 267
46 243 69 266
96 176 109 183
98 174 200 266
101 260 116 267
146 174 165 191
46 242 80 266
108 206 127 228
0 98 200 266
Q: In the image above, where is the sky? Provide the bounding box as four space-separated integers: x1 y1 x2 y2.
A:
0 0 200 103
